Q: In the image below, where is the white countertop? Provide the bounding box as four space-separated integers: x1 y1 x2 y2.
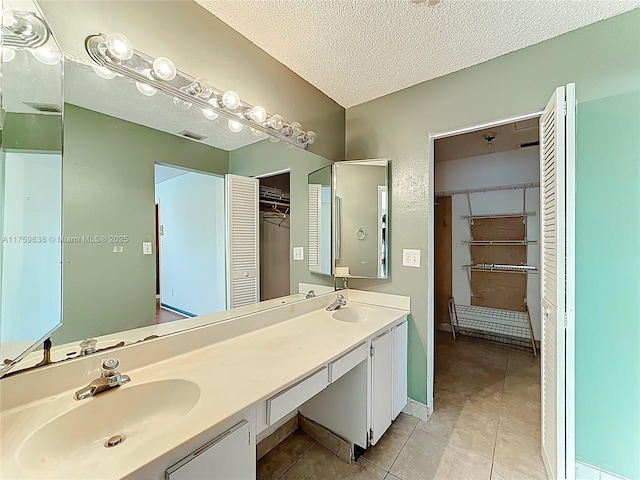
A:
1 294 409 479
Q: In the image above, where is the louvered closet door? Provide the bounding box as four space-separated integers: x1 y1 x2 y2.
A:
226 174 259 308
540 85 574 480
308 184 321 273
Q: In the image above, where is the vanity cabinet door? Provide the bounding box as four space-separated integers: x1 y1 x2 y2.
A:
392 319 408 419
370 329 393 445
166 420 254 480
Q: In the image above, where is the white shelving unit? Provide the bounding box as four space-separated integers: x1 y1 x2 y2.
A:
444 182 538 356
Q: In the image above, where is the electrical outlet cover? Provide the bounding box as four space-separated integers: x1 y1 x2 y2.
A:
143 242 153 255
293 247 304 261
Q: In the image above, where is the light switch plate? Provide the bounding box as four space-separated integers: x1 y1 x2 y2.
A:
293 247 304 261
402 248 421 267
143 242 153 255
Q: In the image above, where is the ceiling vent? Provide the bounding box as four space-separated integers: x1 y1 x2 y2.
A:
519 141 540 149
178 130 208 141
23 102 62 113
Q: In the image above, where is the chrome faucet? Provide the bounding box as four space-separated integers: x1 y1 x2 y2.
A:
326 294 347 311
74 358 130 401
305 290 316 299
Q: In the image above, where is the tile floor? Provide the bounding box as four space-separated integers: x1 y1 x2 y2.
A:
257 332 546 480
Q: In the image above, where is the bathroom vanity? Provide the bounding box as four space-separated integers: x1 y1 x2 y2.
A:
0 290 409 479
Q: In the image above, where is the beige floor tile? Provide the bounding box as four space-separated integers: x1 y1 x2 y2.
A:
390 429 492 480
395 412 420 428
491 462 541 480
416 401 464 440
384 474 402 480
507 352 541 380
280 444 386 480
503 375 541 404
434 380 504 419
447 409 498 458
363 418 415 470
500 391 540 427
257 430 315 480
494 418 547 479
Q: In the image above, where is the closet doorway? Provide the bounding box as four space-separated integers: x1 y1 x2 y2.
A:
256 170 291 301
427 84 576 480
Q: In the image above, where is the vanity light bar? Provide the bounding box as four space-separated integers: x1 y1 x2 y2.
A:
84 33 317 149
2 10 50 48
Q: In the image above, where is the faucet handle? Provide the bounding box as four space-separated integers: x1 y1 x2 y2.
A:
337 293 345 300
101 358 120 373
79 338 97 355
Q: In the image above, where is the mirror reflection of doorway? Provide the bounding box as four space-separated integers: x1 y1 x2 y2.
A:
257 171 290 301
154 164 226 323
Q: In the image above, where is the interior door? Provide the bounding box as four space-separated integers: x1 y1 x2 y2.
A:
540 83 575 480
225 174 259 309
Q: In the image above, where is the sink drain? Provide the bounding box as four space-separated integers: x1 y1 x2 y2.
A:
105 434 125 448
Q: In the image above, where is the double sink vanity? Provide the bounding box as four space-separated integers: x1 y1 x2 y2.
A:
0 289 409 479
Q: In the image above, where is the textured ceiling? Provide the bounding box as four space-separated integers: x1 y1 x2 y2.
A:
198 0 640 108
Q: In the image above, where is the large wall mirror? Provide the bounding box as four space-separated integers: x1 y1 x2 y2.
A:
1 7 334 376
0 0 64 374
308 159 389 279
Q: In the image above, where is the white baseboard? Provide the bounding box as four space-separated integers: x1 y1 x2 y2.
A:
576 461 629 480
401 398 430 421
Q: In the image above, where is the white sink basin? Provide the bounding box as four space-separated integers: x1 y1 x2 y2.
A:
332 306 373 323
18 379 200 471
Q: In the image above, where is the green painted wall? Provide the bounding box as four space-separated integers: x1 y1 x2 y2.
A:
38 0 345 161
54 104 228 344
2 113 62 151
575 90 640 479
345 10 640 476
229 140 334 292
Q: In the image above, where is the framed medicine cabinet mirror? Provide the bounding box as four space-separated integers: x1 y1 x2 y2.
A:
308 159 389 279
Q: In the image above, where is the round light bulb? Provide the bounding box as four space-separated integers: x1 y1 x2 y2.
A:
228 119 244 133
152 56 176 81
135 69 157 97
306 131 317 145
248 105 267 124
222 90 241 110
268 114 284 130
2 46 16 62
2 7 15 28
92 65 116 80
31 47 61 65
202 98 219 120
105 32 133 61
173 87 192 110
290 122 303 137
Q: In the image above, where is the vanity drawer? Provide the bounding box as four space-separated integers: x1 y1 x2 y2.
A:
267 367 328 425
329 342 368 383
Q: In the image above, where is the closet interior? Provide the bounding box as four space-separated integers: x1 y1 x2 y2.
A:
434 120 541 354
258 173 291 301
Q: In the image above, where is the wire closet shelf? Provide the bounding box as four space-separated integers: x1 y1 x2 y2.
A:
448 299 537 356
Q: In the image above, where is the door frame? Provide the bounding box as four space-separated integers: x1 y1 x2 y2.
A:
426 109 575 479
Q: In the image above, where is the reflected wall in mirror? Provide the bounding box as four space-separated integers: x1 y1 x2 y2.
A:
0 0 64 376
308 165 333 276
334 160 389 278
1 52 334 375
2 0 343 376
